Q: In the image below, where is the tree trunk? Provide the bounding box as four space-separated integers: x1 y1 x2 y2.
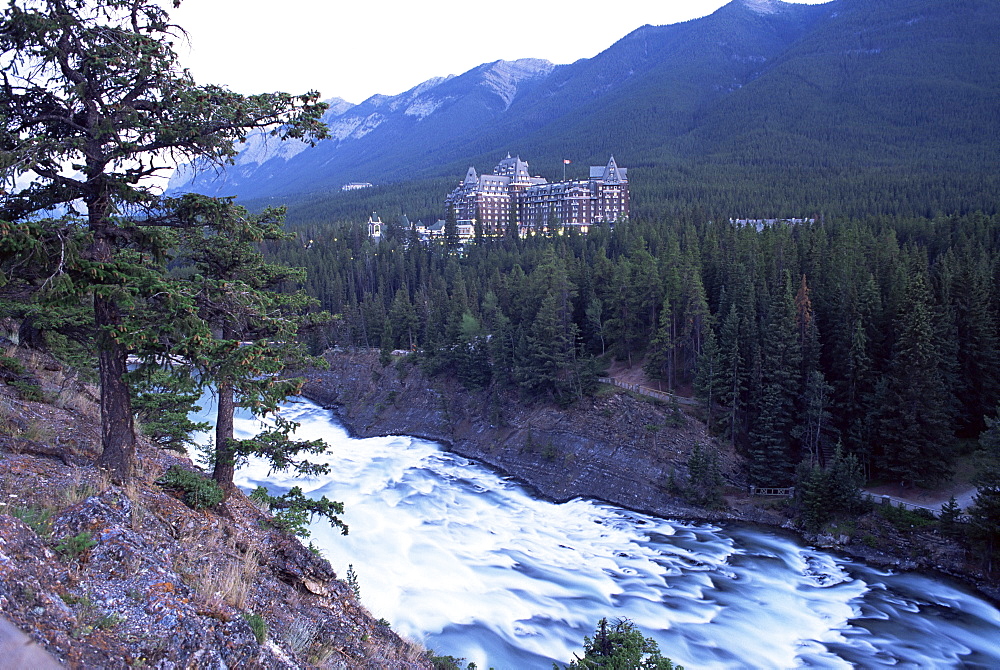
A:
212 376 237 496
17 315 45 349
89 191 136 481
93 295 136 481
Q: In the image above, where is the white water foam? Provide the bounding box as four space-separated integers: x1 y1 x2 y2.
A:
222 398 1000 669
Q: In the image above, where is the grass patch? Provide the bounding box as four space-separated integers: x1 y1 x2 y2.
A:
244 612 267 644
593 383 619 399
284 615 318 658
60 470 110 507
21 419 56 444
196 544 260 610
61 592 124 638
53 386 95 415
11 505 53 538
822 520 857 537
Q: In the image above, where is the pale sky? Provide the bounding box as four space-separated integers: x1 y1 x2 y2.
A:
169 0 831 105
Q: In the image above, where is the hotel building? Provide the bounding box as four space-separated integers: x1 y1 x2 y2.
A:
444 154 628 235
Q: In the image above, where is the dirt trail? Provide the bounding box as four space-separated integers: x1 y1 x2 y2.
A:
606 359 651 387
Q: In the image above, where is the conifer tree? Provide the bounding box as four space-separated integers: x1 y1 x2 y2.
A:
473 202 485 244
505 199 521 245
515 253 584 404
445 205 459 251
645 297 677 390
716 304 746 447
795 275 822 383
944 245 1000 435
386 286 419 351
876 263 955 487
799 370 834 466
584 295 607 357
749 272 801 486
129 368 209 453
0 0 327 480
796 446 864 531
176 199 329 495
563 618 678 670
694 325 723 430
970 404 1000 576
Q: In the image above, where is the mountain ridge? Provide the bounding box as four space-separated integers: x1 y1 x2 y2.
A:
169 0 1000 221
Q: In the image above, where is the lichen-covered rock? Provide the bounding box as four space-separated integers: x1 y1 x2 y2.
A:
270 532 338 592
0 343 433 668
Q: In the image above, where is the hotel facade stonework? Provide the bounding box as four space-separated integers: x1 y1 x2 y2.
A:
445 155 628 235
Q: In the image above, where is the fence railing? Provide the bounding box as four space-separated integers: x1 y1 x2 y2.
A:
597 377 691 404
859 493 975 522
860 492 939 514
747 489 971 521
749 486 795 497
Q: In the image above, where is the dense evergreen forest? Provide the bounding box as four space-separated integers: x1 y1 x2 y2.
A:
248 159 1000 233
269 212 1000 491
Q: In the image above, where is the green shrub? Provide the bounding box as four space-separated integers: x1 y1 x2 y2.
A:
244 612 267 643
562 618 680 669
0 354 26 376
55 531 96 560
95 612 123 630
877 502 938 531
429 654 474 670
156 466 224 510
9 380 43 402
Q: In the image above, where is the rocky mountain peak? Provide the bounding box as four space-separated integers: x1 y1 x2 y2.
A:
479 58 555 109
740 0 789 15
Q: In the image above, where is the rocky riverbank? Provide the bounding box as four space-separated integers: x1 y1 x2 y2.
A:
302 349 753 525
302 348 1000 605
0 345 432 668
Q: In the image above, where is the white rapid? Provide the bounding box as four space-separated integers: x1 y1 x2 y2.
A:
216 398 1000 669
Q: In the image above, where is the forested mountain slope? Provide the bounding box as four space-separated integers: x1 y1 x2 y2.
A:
171 0 1000 223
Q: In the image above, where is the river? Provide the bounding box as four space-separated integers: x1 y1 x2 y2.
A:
207 397 1000 669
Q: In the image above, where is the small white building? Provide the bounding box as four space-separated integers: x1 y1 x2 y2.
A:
343 182 373 191
367 212 382 240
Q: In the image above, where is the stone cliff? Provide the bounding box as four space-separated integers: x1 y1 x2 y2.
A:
302 349 749 523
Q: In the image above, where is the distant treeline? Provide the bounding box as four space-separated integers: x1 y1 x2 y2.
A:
268 212 1000 489
259 159 1000 231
